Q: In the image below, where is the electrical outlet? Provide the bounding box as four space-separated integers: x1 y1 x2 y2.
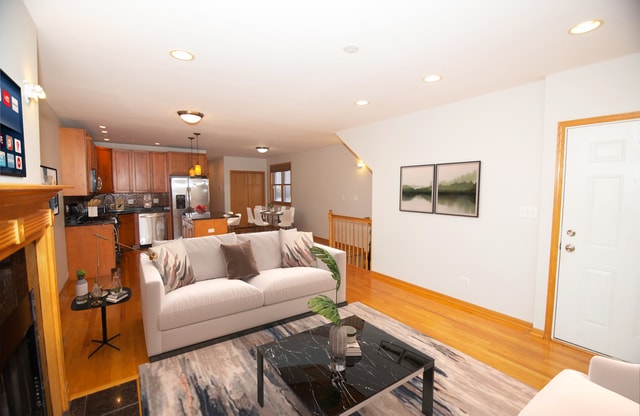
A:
127 199 134 204
153 198 159 203
459 276 471 285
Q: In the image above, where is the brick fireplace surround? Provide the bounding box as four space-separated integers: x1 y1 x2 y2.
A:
0 184 69 415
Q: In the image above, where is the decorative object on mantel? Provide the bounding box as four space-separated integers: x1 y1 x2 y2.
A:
307 245 346 371
177 110 204 124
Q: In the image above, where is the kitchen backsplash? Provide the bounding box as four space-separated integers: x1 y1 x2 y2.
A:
64 193 170 215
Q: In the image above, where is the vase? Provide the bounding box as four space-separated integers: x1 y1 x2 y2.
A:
329 325 347 371
75 275 88 304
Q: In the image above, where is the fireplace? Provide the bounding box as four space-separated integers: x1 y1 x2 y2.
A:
0 248 46 415
0 184 68 415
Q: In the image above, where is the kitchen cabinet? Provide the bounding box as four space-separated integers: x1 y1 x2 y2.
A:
65 224 116 280
132 151 151 192
117 213 136 249
150 152 168 192
95 146 114 193
167 151 208 176
182 216 227 238
112 149 132 192
59 128 96 196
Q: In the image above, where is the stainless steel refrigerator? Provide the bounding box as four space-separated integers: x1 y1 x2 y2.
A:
170 176 210 238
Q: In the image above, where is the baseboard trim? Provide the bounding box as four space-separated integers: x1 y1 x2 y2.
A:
369 271 534 332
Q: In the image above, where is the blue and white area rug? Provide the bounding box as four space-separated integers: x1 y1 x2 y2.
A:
139 302 536 415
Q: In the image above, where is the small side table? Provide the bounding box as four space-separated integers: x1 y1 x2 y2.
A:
71 287 131 358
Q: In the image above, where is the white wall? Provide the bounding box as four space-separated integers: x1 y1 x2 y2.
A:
267 144 372 239
0 0 41 184
339 54 640 325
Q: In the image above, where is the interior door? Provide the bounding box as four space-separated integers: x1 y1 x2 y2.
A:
230 171 265 226
553 118 640 362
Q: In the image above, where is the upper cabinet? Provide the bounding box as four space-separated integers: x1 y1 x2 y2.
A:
59 128 96 196
95 146 114 193
167 151 208 177
112 150 169 193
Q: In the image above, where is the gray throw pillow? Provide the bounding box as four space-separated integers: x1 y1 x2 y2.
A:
220 240 260 279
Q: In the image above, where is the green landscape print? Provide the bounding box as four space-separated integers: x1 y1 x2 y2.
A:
435 161 480 216
400 164 434 213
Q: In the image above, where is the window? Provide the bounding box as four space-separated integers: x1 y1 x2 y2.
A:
270 162 291 204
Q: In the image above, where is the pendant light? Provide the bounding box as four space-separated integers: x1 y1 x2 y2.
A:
193 132 202 176
188 136 196 177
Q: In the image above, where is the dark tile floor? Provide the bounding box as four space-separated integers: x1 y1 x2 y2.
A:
68 380 139 416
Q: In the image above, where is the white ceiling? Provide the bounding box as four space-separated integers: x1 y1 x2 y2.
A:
22 0 640 159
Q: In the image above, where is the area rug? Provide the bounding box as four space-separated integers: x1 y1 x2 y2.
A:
139 302 536 415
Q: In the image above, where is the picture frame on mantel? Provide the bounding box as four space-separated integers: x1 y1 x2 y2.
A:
399 164 434 213
41 165 60 215
435 161 481 217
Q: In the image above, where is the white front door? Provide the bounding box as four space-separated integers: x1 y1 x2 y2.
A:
554 118 640 362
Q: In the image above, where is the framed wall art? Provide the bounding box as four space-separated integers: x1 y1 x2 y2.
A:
41 165 59 215
399 164 434 213
1 70 26 177
435 161 481 217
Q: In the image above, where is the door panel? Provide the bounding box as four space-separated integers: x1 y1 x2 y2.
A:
230 171 265 226
554 118 640 362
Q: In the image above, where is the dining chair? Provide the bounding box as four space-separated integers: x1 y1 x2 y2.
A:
288 206 295 225
246 207 256 229
278 209 294 229
227 213 241 231
253 207 270 231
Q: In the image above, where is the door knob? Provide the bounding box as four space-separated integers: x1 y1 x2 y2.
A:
565 244 576 252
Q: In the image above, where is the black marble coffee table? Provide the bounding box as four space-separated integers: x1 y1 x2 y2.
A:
257 315 434 415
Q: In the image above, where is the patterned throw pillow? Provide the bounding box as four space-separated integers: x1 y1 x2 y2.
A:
279 229 315 268
148 239 195 293
220 240 260 279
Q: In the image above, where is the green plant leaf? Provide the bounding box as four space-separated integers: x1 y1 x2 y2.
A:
307 295 341 326
310 246 341 295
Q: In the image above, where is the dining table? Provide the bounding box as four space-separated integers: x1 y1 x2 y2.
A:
260 210 283 226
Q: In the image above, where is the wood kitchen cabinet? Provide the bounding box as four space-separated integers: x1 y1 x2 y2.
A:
65 224 116 280
167 151 208 176
112 149 132 192
95 146 114 193
132 151 151 192
150 152 168 192
59 128 96 196
117 213 136 249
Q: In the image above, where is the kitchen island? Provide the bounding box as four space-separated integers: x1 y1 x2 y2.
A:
181 212 229 238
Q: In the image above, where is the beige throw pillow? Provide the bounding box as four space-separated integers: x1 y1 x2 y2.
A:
148 239 195 293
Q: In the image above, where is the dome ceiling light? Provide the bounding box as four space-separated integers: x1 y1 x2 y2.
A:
177 110 204 124
256 146 269 154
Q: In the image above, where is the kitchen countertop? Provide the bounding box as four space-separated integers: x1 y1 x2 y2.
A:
65 207 170 226
183 211 231 221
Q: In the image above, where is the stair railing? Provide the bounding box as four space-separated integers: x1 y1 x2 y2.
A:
328 210 372 270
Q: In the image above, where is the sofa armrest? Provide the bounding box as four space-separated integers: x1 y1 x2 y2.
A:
313 243 347 304
588 356 640 403
139 253 166 357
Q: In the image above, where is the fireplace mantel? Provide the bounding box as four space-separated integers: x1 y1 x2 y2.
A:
0 184 69 415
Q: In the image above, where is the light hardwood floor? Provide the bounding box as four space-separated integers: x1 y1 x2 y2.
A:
59 250 593 400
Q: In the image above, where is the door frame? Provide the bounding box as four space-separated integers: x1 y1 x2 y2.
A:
543 111 640 340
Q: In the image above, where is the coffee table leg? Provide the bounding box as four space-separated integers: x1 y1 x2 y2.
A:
257 349 264 407
422 363 434 415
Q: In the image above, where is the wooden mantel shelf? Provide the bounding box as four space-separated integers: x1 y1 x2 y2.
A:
0 183 69 415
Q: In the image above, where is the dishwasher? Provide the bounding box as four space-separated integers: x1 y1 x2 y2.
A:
138 213 167 246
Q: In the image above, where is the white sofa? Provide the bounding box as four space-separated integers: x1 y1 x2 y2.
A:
518 356 640 415
139 229 346 358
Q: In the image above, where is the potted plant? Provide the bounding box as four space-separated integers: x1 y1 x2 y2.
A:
307 246 346 370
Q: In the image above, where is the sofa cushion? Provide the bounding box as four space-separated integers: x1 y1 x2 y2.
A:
220 240 260 279
158 278 264 331
279 229 314 267
148 239 196 294
246 267 335 306
237 231 281 271
182 233 237 281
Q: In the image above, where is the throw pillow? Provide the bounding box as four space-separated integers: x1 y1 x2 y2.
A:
220 240 260 279
148 239 195 293
279 229 314 268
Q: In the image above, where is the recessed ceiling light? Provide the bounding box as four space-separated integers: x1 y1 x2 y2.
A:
170 49 195 61
155 142 160 146
423 74 442 83
569 19 603 35
103 138 110 142
355 100 369 106
98 125 107 129
101 130 108 134
343 45 360 54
